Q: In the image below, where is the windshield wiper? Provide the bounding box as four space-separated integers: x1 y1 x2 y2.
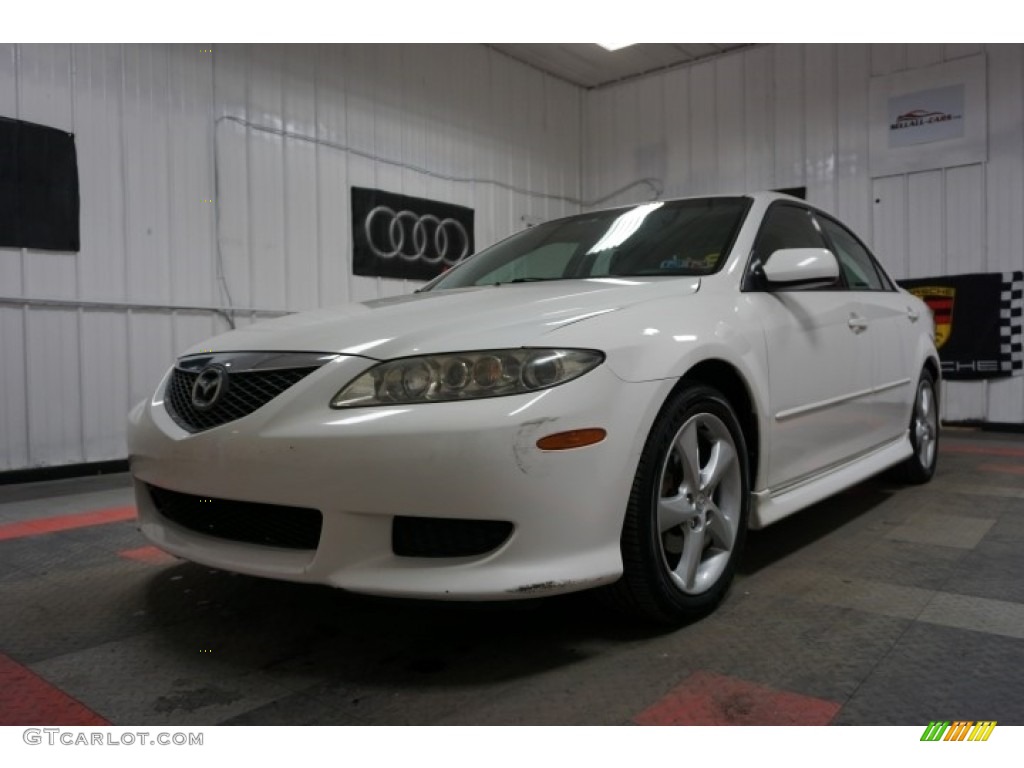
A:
492 277 551 286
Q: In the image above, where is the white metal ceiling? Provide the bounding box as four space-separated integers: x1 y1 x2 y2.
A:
489 43 752 88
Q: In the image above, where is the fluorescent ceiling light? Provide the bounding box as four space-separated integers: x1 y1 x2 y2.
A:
596 43 635 51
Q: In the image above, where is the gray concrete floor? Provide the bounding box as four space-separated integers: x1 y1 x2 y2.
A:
2 428 1023 726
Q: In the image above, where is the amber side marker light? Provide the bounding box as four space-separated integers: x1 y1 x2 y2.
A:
536 428 607 451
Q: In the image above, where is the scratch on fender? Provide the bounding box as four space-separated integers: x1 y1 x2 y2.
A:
511 417 558 474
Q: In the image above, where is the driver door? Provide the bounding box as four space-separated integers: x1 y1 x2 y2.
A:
746 203 877 490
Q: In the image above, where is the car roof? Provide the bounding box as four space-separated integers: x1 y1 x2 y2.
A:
591 190 805 214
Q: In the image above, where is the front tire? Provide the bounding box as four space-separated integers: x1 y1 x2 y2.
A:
612 383 750 625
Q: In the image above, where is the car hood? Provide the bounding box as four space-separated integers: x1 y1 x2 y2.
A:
184 278 701 359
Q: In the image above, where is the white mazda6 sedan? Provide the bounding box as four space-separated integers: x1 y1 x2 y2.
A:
127 192 940 624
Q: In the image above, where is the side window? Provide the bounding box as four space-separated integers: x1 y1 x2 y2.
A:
818 217 887 291
746 204 829 290
752 205 827 262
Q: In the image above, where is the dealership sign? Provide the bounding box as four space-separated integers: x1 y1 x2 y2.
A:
351 187 474 281
887 84 965 148
869 54 986 175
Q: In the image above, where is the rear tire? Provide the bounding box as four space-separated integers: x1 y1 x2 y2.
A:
610 383 750 625
893 368 939 484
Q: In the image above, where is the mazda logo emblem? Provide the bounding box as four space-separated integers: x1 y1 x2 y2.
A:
191 365 229 411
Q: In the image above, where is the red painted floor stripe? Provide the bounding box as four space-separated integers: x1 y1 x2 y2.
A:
0 506 136 542
977 463 1024 475
633 671 840 726
941 442 1024 458
0 654 109 726
119 545 177 565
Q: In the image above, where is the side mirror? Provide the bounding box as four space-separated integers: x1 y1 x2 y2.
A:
762 248 839 288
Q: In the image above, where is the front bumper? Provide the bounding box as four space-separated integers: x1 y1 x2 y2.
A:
127 355 669 599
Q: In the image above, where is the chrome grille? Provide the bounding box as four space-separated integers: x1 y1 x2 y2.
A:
163 351 336 433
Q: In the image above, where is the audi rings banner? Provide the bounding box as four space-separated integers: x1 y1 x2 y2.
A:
351 187 474 281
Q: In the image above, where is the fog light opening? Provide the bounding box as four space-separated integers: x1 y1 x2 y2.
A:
536 428 607 451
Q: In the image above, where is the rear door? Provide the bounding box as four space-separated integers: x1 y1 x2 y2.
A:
816 213 916 446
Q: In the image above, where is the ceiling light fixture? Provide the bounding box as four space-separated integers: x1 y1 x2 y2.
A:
596 43 636 51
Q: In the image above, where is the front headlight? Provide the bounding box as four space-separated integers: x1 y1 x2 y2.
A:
330 348 604 408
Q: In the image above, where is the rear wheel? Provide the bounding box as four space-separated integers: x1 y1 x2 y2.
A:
611 384 750 625
893 368 939 484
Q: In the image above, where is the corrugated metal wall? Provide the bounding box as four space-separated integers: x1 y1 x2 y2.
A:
582 43 1024 424
5 43 1024 472
0 44 582 471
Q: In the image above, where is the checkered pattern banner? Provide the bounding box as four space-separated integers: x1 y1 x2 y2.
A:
1001 272 1024 375
898 271 1024 381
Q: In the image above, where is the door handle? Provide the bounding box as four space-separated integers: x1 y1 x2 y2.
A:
907 307 920 322
848 314 868 333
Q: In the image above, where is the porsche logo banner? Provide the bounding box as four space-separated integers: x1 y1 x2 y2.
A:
898 272 1024 380
913 285 954 349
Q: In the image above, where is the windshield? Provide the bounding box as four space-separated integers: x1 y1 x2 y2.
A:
425 197 750 291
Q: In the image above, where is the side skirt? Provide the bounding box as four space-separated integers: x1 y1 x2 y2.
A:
749 433 913 529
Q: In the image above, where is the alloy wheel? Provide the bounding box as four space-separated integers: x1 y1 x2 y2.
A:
915 379 938 469
656 412 742 595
